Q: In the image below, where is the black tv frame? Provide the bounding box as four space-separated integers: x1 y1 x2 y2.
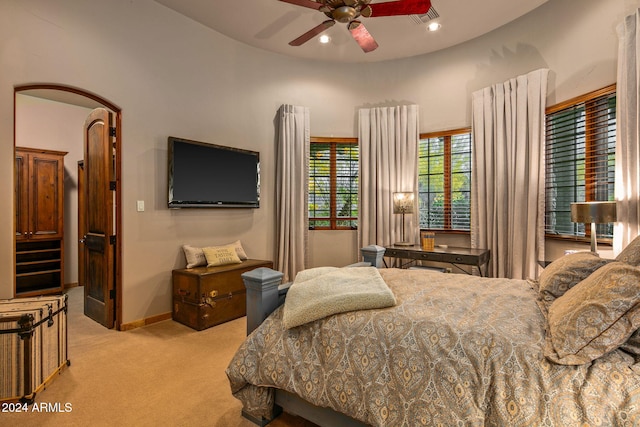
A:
167 136 260 209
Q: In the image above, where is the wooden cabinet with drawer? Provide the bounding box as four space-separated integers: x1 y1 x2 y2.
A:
172 259 273 330
15 147 67 297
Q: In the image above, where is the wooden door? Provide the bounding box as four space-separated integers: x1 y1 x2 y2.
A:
83 108 115 328
77 161 86 288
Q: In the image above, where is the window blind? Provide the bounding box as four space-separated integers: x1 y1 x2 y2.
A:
545 88 616 239
309 138 358 230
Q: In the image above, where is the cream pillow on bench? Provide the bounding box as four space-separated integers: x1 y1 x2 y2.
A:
202 244 242 267
182 240 248 268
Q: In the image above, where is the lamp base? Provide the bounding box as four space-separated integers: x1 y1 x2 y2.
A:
394 241 414 247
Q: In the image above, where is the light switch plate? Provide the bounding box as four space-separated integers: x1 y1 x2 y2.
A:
136 200 145 212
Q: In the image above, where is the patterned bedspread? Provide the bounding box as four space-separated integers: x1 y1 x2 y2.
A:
226 269 640 426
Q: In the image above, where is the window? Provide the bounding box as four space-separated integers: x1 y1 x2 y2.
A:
418 129 472 231
545 85 616 240
308 137 358 230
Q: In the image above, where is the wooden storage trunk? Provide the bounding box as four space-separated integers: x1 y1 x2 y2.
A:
172 259 272 331
0 294 69 403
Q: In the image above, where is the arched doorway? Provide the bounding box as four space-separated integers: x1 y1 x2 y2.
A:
14 84 122 329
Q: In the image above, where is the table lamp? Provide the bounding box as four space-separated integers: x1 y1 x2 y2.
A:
570 201 617 254
393 192 414 246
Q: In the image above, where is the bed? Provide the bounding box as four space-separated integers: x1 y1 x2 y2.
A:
226 244 640 426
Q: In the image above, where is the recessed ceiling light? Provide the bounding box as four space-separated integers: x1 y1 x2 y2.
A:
427 22 441 32
319 34 331 44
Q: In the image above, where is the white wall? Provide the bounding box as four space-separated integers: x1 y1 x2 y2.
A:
0 0 637 323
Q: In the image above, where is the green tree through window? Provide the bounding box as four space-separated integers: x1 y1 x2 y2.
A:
309 137 358 229
418 129 471 231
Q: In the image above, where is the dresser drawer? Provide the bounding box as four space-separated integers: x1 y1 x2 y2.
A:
440 253 477 265
418 252 442 262
385 248 411 258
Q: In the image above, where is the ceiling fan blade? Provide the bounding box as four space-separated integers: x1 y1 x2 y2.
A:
369 0 431 17
360 5 372 18
348 21 378 53
278 0 323 10
289 20 336 46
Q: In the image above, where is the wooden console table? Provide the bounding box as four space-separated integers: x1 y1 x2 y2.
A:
384 245 491 277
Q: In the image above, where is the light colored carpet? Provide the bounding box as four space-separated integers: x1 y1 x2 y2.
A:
2 287 316 427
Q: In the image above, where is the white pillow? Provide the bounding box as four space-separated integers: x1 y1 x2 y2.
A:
182 244 206 268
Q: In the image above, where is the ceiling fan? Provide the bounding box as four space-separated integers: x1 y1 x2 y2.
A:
279 0 432 53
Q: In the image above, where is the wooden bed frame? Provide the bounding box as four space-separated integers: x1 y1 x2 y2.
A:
239 245 386 427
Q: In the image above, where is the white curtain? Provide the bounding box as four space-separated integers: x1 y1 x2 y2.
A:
358 105 419 250
275 105 309 282
471 69 549 279
615 10 640 253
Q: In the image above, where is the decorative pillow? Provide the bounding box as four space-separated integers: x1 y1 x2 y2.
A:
202 244 242 267
230 240 248 260
537 252 609 309
182 240 247 268
616 234 640 266
182 245 207 268
544 262 640 365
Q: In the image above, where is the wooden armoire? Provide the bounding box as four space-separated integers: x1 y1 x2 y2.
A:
15 147 67 297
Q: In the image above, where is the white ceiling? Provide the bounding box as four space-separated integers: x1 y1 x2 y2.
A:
153 0 549 63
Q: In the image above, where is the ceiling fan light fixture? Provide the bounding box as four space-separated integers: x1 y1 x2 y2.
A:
332 6 358 23
281 0 429 53
427 21 441 32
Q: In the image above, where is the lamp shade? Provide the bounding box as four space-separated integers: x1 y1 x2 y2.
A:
393 192 414 214
570 201 617 224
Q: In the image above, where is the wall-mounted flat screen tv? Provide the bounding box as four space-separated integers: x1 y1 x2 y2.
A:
168 136 260 208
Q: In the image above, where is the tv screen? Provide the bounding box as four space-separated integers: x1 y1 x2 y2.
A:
168 137 260 208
